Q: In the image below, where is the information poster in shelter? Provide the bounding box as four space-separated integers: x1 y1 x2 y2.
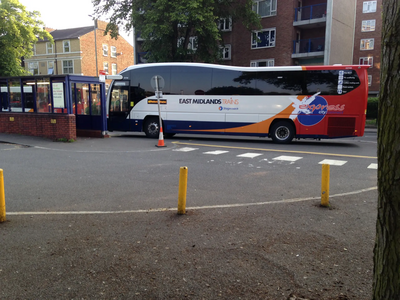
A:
52 82 65 108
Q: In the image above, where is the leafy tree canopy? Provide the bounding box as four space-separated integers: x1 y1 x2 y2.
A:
0 0 53 76
93 0 261 63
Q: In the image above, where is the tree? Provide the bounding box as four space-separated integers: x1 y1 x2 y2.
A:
93 0 260 63
0 0 53 76
373 0 400 299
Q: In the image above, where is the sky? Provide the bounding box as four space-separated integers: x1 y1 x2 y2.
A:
18 0 133 45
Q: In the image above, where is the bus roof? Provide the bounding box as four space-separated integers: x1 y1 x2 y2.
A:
121 62 369 74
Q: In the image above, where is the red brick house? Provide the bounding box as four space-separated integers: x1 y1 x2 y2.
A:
25 20 134 87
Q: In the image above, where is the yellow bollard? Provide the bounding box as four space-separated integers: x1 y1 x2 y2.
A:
177 166 188 215
321 164 330 207
0 169 6 222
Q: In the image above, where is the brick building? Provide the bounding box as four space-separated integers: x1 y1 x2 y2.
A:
25 21 134 86
353 0 381 95
220 0 356 68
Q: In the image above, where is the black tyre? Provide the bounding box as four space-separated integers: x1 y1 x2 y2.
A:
143 117 160 138
270 121 295 144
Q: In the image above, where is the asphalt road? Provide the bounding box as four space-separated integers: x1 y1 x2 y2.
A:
0 130 378 300
0 130 377 213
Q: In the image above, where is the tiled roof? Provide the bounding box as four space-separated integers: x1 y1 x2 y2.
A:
44 26 94 41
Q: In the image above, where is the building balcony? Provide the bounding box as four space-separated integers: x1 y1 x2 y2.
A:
293 3 327 29
292 37 325 59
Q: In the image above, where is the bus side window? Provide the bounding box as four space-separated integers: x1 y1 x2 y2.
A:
130 86 145 104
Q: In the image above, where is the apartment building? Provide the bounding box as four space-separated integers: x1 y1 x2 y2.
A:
220 0 356 67
25 21 134 81
353 0 381 95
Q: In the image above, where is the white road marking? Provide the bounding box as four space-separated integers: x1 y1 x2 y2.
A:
7 187 377 216
173 147 198 152
237 153 263 158
367 163 378 169
318 159 347 166
203 150 229 155
273 155 303 162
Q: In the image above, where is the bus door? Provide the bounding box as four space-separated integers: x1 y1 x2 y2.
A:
108 80 131 131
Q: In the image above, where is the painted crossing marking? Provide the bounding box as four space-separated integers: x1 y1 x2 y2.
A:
173 147 198 152
237 153 263 158
203 150 229 155
318 159 347 166
172 141 377 159
273 155 303 162
174 146 375 169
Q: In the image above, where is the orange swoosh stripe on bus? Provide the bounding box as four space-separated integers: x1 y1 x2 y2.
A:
181 103 297 134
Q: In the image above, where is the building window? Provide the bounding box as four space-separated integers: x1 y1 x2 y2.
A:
46 42 53 54
219 17 232 31
47 61 55 74
63 40 70 53
178 37 198 51
103 62 109 74
188 37 197 51
112 63 117 75
362 20 376 32
359 56 373 68
28 62 39 75
360 38 374 50
250 59 274 67
252 28 276 49
368 75 372 86
252 0 277 17
363 1 377 13
62 60 73 74
103 44 108 56
220 44 231 60
111 46 117 58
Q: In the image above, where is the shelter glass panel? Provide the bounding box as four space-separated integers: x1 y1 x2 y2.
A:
22 80 35 112
91 84 101 115
9 81 22 112
36 78 51 113
52 81 67 114
0 82 9 111
75 83 90 115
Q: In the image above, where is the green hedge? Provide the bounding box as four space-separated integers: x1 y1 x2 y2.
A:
367 97 378 119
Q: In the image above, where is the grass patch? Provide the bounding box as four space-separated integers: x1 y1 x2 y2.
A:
55 138 75 143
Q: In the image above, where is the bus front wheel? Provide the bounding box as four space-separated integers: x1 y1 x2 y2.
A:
270 121 295 144
144 118 160 138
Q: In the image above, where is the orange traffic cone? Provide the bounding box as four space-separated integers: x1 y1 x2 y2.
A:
156 126 166 147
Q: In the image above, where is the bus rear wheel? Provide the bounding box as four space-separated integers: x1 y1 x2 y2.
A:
144 118 160 138
270 121 295 144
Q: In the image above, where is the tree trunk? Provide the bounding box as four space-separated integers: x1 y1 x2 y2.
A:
373 1 400 299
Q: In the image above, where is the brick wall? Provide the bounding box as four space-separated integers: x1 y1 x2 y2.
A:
0 113 76 140
80 21 134 78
